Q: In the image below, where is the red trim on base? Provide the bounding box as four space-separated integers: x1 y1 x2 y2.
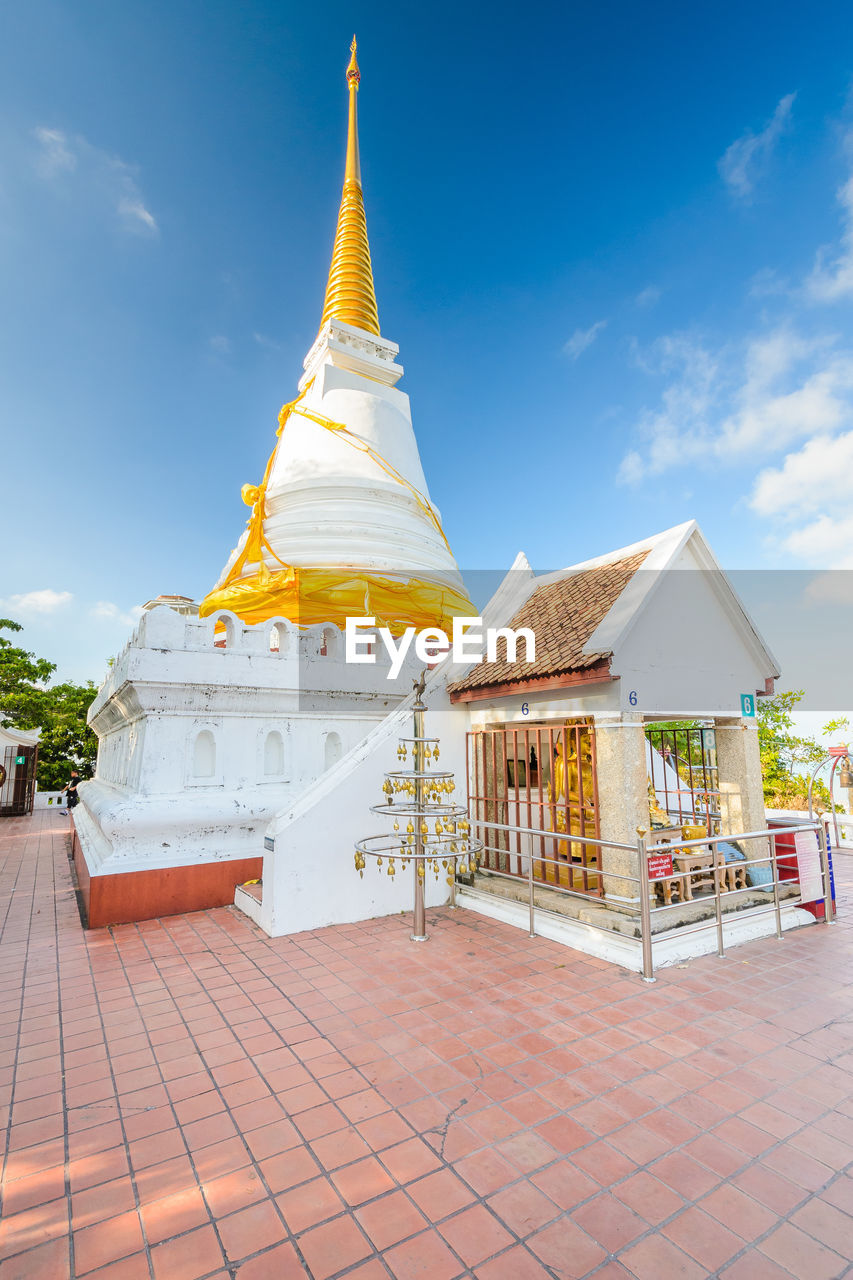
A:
70 817 263 929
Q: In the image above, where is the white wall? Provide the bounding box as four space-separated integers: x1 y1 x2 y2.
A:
76 606 416 877
611 543 772 718
260 668 471 936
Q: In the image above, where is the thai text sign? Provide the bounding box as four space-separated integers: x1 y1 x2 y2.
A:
648 851 674 880
794 829 823 901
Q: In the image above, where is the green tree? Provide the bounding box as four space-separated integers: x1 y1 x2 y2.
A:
0 618 55 723
0 619 98 791
757 689 849 811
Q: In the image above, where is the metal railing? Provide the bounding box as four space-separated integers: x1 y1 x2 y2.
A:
466 819 638 941
467 816 834 982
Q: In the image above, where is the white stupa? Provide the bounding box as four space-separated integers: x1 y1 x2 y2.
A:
200 37 473 635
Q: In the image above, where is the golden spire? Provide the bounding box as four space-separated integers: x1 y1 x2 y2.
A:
318 36 381 337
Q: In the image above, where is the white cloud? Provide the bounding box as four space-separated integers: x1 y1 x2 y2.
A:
749 267 790 298
806 571 853 604
209 335 232 355
32 126 158 236
91 601 143 627
0 589 73 615
806 169 853 302
564 319 607 361
635 286 661 308
751 432 853 519
253 332 284 351
720 332 853 454
622 113 853 564
33 127 76 177
750 433 853 568
719 93 795 201
779 513 853 567
619 327 853 484
617 334 720 481
118 197 157 233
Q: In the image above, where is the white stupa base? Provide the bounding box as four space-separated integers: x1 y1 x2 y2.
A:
74 604 417 927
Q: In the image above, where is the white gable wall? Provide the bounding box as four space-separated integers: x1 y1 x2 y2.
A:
608 541 774 719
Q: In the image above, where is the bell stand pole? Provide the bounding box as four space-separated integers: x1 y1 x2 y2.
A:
411 675 428 942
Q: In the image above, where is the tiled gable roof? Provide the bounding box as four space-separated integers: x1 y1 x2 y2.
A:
447 549 649 694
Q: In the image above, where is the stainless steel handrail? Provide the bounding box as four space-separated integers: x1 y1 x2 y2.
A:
464 815 829 984
471 816 635 851
647 823 818 851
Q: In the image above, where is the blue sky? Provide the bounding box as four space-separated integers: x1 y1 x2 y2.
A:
2 0 853 696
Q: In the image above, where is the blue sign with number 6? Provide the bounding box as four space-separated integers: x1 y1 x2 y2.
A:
740 693 756 717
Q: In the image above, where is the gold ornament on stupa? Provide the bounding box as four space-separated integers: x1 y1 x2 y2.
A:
318 37 380 337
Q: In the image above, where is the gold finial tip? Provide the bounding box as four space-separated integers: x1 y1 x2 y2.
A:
346 34 360 87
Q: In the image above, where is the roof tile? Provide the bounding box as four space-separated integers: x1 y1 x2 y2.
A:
448 550 649 693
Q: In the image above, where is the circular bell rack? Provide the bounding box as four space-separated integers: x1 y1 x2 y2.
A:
355 685 483 941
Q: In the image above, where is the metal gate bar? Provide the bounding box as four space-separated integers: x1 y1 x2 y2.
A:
467 722 603 896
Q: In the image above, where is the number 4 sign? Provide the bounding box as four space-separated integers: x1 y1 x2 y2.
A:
740 693 756 718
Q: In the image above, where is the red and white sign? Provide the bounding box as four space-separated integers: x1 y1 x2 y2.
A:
794 829 823 902
648 851 674 881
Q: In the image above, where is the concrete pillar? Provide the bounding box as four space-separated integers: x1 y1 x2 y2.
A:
714 718 768 861
593 714 648 904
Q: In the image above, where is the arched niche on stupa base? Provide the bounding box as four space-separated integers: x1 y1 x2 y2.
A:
323 730 343 771
268 619 299 657
299 623 344 661
186 725 223 787
258 725 288 782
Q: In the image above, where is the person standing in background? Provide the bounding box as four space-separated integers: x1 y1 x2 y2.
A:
64 769 80 814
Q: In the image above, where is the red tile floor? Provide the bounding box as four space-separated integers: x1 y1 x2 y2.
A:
1 810 852 1279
